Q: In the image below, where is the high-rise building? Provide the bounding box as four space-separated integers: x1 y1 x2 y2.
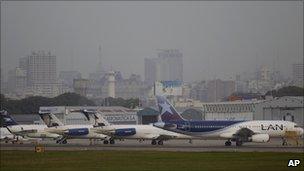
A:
19 57 28 71
27 51 56 86
102 72 146 99
73 78 100 97
292 63 303 87
0 67 7 93
157 49 183 82
7 68 27 94
144 58 157 86
89 45 107 81
23 51 59 97
190 81 208 101
59 71 81 89
259 65 271 81
145 49 183 86
207 79 236 102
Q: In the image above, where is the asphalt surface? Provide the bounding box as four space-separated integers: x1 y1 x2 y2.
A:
1 139 303 153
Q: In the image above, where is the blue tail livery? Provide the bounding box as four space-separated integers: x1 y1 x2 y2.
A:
156 95 185 122
0 110 18 127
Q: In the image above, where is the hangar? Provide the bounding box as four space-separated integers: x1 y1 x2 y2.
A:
254 96 303 126
175 96 303 126
137 107 159 124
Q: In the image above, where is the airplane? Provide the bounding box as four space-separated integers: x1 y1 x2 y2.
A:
0 110 61 141
0 127 21 143
78 109 192 145
154 96 304 146
38 111 108 144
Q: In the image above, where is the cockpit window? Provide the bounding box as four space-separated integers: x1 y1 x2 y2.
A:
294 125 300 128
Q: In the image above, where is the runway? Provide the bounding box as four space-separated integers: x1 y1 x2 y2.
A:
1 139 303 153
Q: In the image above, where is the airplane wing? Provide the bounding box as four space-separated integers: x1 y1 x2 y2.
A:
13 129 38 135
91 128 115 136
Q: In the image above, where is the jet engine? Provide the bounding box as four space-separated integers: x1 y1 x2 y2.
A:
65 128 89 136
114 128 136 136
250 134 269 143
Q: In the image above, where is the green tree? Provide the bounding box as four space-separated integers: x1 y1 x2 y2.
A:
103 97 139 109
0 93 95 114
265 86 304 97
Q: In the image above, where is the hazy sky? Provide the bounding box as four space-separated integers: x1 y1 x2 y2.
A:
1 1 303 82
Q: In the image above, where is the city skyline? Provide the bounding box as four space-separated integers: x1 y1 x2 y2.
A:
1 1 303 82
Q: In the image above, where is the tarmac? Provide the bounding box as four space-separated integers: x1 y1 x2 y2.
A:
1 138 303 153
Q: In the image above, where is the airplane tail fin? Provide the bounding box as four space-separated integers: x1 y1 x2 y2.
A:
156 96 185 122
0 110 18 127
76 109 110 127
38 111 64 127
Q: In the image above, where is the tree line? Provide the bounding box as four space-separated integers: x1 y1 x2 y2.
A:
265 86 304 97
0 93 95 114
0 93 139 114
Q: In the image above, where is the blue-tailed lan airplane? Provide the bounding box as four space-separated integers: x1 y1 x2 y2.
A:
154 96 303 146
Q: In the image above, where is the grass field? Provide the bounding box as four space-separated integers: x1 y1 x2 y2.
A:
1 150 303 171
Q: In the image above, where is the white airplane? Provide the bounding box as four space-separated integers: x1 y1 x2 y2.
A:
154 96 304 146
0 127 46 144
79 109 192 145
38 111 108 144
0 127 20 143
1 111 61 141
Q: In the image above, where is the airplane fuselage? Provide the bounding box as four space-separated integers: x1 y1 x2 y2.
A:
155 120 303 140
93 124 192 140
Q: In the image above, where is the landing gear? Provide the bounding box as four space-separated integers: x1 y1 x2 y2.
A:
151 139 163 145
56 138 67 144
225 140 232 146
110 139 115 144
282 138 288 146
103 140 109 144
236 140 243 146
151 139 157 145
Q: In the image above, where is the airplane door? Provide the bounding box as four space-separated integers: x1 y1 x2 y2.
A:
283 112 294 122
